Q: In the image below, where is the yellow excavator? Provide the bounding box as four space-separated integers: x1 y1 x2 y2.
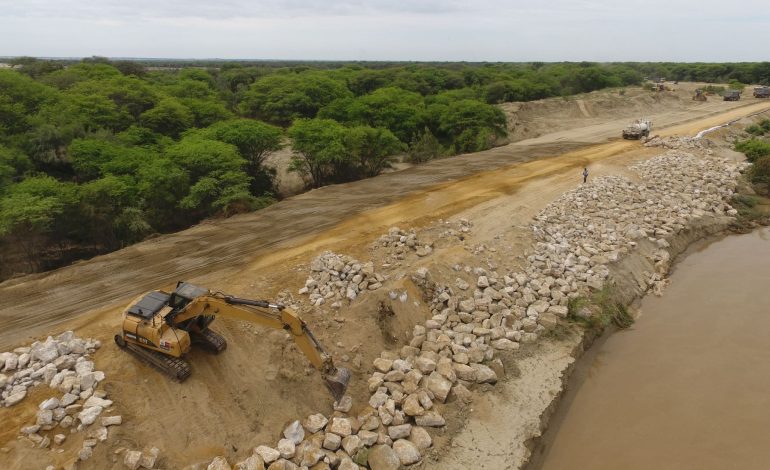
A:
115 281 351 400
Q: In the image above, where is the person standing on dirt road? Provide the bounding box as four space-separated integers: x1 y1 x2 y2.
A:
582 167 589 184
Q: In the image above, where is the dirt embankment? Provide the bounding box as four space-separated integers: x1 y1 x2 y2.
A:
0 95 767 470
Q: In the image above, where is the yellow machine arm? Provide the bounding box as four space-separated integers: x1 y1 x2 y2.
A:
171 292 350 400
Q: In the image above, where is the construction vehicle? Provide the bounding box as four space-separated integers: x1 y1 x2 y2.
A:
115 281 351 400
622 119 652 139
723 90 741 101
754 86 770 98
693 89 707 101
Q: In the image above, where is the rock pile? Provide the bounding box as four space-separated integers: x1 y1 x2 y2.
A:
527 150 742 312
300 251 386 307
1 331 101 408
376 227 434 258
644 135 713 151
206 148 745 469
5 332 126 466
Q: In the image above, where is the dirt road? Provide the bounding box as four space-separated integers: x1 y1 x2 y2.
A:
1 98 768 351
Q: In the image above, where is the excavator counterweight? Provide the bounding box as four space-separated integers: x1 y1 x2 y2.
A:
116 281 350 400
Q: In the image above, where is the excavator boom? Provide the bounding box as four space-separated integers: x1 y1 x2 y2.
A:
117 282 350 401
218 294 351 400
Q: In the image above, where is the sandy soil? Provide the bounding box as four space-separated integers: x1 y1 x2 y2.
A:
1 86 768 469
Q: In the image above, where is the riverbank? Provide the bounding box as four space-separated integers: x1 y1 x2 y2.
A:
425 134 753 469
533 226 770 470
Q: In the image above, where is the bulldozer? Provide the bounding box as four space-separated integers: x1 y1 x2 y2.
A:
115 281 351 400
693 89 707 101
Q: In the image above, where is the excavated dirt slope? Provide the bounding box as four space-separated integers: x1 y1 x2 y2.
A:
0 87 768 469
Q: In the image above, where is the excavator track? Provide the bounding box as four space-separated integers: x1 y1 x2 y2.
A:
117 336 192 381
191 328 227 354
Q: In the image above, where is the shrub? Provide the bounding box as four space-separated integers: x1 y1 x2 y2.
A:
702 85 725 94
751 155 770 193
735 139 770 162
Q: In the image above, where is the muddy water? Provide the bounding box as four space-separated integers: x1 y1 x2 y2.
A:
539 228 770 470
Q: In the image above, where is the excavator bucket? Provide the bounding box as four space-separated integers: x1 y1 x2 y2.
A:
324 367 352 402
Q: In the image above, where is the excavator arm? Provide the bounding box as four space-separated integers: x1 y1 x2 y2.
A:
171 292 351 401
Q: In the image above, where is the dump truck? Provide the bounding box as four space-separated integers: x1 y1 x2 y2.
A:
723 90 741 101
115 281 351 400
754 87 770 98
622 119 652 139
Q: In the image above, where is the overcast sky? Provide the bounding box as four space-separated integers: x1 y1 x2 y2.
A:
2 0 769 61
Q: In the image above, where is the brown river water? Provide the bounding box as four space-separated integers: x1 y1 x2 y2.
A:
538 227 770 470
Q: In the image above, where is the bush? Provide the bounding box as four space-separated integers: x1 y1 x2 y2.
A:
746 119 770 136
408 128 443 163
702 85 725 94
751 155 770 193
735 139 770 162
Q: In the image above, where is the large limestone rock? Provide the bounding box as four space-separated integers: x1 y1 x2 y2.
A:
303 414 328 434
207 456 232 470
276 439 295 459
425 372 452 403
31 339 59 364
254 446 280 464
409 426 432 450
393 439 421 465
124 450 143 470
367 445 400 470
283 420 305 445
471 364 498 384
77 406 103 425
234 455 265 470
328 417 352 436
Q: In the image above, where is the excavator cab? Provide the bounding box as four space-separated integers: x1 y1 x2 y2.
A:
168 282 208 311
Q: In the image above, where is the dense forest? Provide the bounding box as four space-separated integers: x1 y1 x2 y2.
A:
1 58 769 277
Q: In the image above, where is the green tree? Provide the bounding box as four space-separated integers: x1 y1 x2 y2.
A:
352 87 426 143
288 118 349 187
193 119 283 194
140 98 194 137
166 138 255 215
0 176 74 269
68 76 158 120
408 128 443 163
0 145 33 188
179 98 233 128
438 99 507 152
345 126 404 178
0 69 57 135
116 126 173 150
77 175 142 249
240 72 352 126
136 158 190 230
